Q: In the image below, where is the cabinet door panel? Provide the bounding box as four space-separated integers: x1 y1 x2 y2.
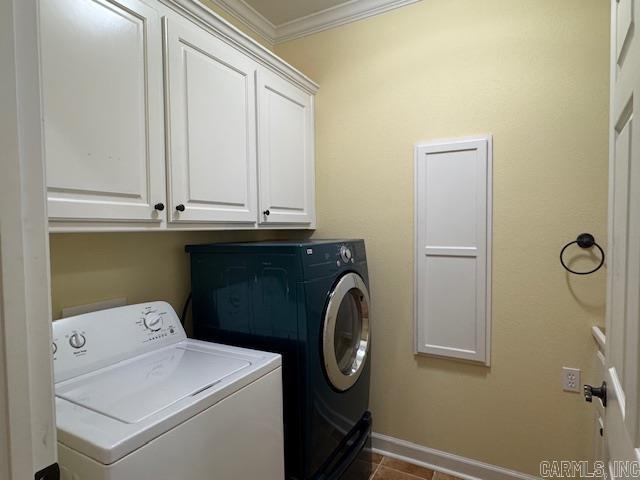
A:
165 17 257 224
257 69 315 226
39 0 165 224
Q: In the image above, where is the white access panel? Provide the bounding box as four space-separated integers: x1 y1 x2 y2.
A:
414 136 492 364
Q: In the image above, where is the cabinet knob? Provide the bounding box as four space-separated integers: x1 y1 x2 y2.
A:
154 203 165 211
263 210 270 216
176 204 186 212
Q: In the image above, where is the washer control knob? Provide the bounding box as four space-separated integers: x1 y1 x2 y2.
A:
143 313 163 332
69 333 86 349
340 246 353 263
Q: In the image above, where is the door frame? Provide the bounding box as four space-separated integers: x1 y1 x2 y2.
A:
0 0 58 478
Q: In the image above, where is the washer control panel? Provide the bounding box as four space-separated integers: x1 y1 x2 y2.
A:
69 332 86 349
135 304 179 342
143 310 163 331
52 301 186 383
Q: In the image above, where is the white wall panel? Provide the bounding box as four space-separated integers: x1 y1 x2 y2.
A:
415 136 492 364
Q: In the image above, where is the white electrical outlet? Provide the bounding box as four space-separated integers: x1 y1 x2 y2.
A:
562 367 581 392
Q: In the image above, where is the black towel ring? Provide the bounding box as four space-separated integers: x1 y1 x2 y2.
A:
560 233 605 275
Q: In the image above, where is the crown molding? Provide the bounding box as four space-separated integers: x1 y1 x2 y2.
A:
212 0 277 46
276 0 421 43
208 0 421 44
160 0 319 93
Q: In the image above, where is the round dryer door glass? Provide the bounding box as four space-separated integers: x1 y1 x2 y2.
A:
323 273 370 391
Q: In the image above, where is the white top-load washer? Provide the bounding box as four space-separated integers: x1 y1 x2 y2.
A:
52 301 284 480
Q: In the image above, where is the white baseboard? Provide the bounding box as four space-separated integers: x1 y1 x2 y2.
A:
372 433 539 480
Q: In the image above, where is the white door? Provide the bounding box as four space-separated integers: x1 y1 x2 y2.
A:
257 68 315 226
164 17 258 224
601 0 640 473
1 0 58 478
39 0 166 226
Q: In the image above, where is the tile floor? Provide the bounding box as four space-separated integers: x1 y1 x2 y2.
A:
370 454 463 480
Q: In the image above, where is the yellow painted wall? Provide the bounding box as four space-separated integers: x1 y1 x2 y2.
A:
50 231 307 321
275 0 609 475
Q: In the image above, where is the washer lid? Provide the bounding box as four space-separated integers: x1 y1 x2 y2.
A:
56 345 250 424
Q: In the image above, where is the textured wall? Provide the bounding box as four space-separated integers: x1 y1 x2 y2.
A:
50 230 307 321
275 0 610 474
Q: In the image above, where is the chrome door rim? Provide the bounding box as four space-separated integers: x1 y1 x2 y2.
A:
322 273 370 392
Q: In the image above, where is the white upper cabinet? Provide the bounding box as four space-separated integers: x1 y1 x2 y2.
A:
39 0 317 231
257 69 315 226
39 0 166 227
164 16 257 225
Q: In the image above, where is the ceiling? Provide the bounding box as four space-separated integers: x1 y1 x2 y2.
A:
212 0 421 44
243 0 349 26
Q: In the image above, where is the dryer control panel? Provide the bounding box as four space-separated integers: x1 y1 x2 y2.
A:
52 301 186 383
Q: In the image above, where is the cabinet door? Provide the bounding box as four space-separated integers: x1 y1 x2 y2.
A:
257 69 315 226
164 17 258 224
39 0 165 226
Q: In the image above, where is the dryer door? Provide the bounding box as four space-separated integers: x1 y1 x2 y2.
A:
322 273 370 391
